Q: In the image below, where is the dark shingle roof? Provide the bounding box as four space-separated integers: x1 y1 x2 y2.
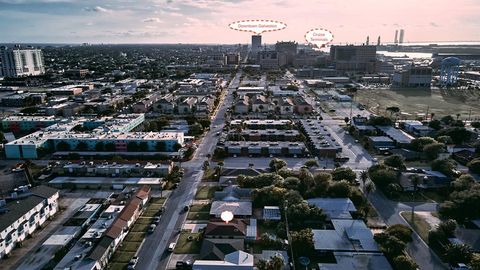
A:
31 185 58 199
0 196 45 233
200 238 244 260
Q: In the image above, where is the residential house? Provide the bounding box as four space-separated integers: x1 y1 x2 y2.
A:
193 251 254 270
204 219 247 239
196 95 215 114
210 201 252 218
200 238 244 260
234 96 249 114
178 97 198 114
251 95 270 113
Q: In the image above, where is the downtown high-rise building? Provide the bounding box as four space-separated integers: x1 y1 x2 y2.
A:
251 35 262 52
0 46 45 78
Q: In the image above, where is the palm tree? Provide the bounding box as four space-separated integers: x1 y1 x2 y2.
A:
360 170 368 187
365 181 376 198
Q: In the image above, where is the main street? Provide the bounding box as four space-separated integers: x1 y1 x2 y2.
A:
135 69 242 270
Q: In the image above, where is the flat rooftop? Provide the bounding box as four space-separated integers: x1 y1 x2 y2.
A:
50 176 163 186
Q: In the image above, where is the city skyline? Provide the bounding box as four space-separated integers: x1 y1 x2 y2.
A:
1 0 480 44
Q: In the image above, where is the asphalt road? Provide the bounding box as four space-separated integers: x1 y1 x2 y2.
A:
135 69 242 270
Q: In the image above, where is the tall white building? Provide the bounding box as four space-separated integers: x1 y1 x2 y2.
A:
399 29 405 44
0 46 45 77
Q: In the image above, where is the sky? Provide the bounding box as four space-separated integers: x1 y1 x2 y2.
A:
1 0 479 44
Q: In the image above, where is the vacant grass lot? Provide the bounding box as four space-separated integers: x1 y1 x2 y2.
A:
195 186 217 200
174 232 203 254
356 87 480 119
401 212 432 243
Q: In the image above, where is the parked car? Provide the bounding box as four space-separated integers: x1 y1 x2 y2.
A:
148 224 156 233
168 242 176 252
127 256 139 269
176 260 192 270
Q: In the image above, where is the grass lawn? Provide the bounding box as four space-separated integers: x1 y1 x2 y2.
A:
124 232 145 242
202 168 215 181
187 211 210 221
131 223 149 232
174 232 203 254
257 221 278 235
401 211 432 243
189 204 211 212
109 262 127 270
136 217 153 224
110 251 136 263
194 186 217 200
119 241 141 252
393 191 448 203
143 209 161 217
150 197 166 204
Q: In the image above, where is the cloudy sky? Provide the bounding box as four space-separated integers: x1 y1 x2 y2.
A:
1 0 479 44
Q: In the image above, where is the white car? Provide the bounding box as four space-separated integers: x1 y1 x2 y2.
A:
168 242 176 252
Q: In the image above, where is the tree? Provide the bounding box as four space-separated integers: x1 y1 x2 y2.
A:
374 233 406 257
368 116 392 126
429 119 442 130
328 180 352 197
436 127 473 145
444 243 473 265
452 174 475 191
385 224 413 243
304 159 318 168
257 256 284 270
202 160 210 170
436 135 453 145
471 122 480 129
423 142 445 160
286 202 326 229
127 141 139 152
252 186 302 207
385 183 402 198
384 154 406 170
431 158 456 177
368 167 398 188
331 167 356 183
138 141 149 151
360 170 368 185
441 115 455 125
365 181 376 198
410 137 436 152
173 143 182 151
269 158 287 172
155 141 167 152
290 228 315 257
386 106 400 117
467 159 480 174
56 141 70 151
76 141 88 151
238 173 283 189
95 142 104 151
470 253 480 270
392 255 418 270
105 142 116 151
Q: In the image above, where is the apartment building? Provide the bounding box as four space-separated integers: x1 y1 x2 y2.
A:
0 186 59 258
